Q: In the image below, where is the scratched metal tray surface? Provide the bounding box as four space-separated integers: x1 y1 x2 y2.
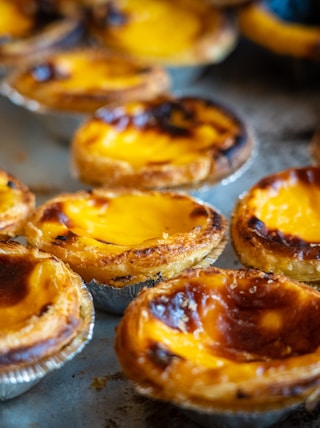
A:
1 40 320 427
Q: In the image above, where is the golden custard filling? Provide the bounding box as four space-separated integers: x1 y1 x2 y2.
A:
0 257 63 332
77 98 241 169
253 178 320 242
0 1 34 39
35 192 210 246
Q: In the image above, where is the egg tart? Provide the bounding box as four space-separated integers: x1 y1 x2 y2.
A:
2 47 170 113
237 0 320 60
231 166 320 283
23 188 228 313
0 241 94 399
87 0 237 67
71 95 254 191
0 169 35 241
115 266 320 425
0 0 83 70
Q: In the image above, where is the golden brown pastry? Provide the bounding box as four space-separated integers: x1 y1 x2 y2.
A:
0 0 83 69
115 266 320 416
231 166 320 282
0 169 35 241
2 47 170 114
87 0 237 66
0 241 90 368
23 188 228 288
237 0 320 59
71 95 254 190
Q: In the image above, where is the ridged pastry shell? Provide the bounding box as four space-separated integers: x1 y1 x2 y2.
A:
87 0 237 66
237 1 320 59
115 266 320 424
0 169 35 240
71 95 254 190
23 188 228 311
231 166 320 282
0 241 92 369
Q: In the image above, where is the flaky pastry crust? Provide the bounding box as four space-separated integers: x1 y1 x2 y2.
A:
23 188 228 287
238 1 320 59
71 95 254 190
0 241 85 368
87 0 237 66
0 169 35 240
2 48 170 113
115 266 320 413
231 166 320 282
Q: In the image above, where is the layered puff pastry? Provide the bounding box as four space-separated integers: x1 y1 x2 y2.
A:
87 0 237 66
0 0 83 69
71 95 253 190
2 48 170 114
237 0 320 60
0 169 35 241
231 166 320 283
23 188 228 289
115 266 320 416
0 241 91 369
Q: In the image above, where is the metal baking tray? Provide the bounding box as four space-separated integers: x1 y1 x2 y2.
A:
1 40 320 427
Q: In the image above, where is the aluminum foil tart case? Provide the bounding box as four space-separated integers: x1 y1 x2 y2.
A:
86 237 227 315
0 283 94 401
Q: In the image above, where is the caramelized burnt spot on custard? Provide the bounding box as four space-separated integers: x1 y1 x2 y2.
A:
0 254 32 306
147 342 183 368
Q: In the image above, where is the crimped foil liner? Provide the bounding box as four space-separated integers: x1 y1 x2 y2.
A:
86 236 228 315
0 283 94 401
167 65 207 91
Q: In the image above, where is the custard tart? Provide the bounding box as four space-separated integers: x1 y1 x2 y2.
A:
0 169 35 241
237 0 320 59
71 95 254 190
115 266 320 424
0 0 83 69
0 241 94 399
87 0 237 66
231 166 320 282
2 47 170 114
23 188 228 313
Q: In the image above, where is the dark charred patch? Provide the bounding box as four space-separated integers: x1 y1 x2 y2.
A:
133 248 155 257
6 180 17 189
236 389 251 399
190 206 208 219
111 275 133 283
147 342 181 368
211 210 225 231
220 133 247 167
41 202 71 226
54 230 78 243
0 255 33 306
37 303 52 317
149 285 203 333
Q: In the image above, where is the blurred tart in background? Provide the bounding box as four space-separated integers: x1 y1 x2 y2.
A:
0 0 83 70
231 166 320 283
87 0 238 66
23 188 228 312
0 169 35 241
71 95 254 190
237 0 320 59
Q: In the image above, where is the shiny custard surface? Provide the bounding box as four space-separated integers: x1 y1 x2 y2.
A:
0 0 34 39
91 0 220 59
248 167 320 243
36 191 212 246
0 253 64 332
14 50 156 96
144 269 320 366
79 98 244 169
